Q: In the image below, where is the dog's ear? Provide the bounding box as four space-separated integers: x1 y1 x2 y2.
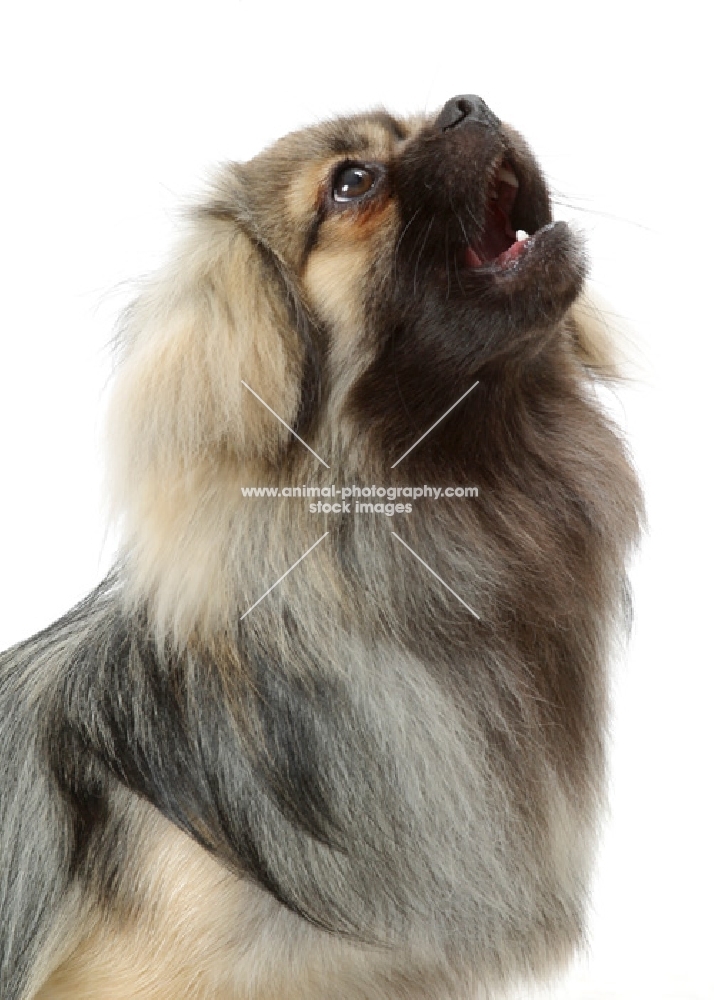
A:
568 287 635 380
108 207 303 488
105 190 306 636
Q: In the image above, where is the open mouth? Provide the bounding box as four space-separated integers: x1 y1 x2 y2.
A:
462 159 530 270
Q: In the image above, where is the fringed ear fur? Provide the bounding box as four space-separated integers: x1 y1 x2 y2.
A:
568 286 639 381
108 212 303 482
106 201 304 640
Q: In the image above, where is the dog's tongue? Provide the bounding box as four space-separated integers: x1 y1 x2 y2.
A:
464 227 528 269
495 238 527 265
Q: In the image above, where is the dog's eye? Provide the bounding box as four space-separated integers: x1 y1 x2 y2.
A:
332 165 375 202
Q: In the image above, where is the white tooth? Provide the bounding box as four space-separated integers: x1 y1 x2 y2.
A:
516 229 529 241
497 166 519 188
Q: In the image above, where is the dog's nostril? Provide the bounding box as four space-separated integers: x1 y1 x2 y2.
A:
436 95 500 132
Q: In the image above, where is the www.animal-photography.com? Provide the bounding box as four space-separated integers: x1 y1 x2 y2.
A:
0 4 710 999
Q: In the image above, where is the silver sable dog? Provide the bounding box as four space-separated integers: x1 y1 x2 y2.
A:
0 97 643 999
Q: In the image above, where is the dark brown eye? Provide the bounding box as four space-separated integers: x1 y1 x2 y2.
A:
332 165 375 202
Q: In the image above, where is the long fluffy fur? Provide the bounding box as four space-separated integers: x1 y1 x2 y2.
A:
1 101 643 1000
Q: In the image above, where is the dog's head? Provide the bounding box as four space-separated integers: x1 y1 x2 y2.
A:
223 96 598 444
108 97 636 639
235 95 581 352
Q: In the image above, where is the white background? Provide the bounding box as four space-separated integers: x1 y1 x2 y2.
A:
0 3 711 998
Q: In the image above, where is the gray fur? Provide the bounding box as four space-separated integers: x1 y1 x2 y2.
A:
1 103 643 999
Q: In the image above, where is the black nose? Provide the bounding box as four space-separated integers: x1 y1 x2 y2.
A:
435 95 500 132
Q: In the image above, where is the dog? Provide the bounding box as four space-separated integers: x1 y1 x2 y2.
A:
0 96 643 999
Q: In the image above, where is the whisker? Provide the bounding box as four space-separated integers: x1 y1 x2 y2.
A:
413 216 434 298
464 204 481 230
396 207 422 249
456 212 471 246
454 215 468 296
402 215 430 269
393 207 423 276
550 196 653 232
445 227 451 301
